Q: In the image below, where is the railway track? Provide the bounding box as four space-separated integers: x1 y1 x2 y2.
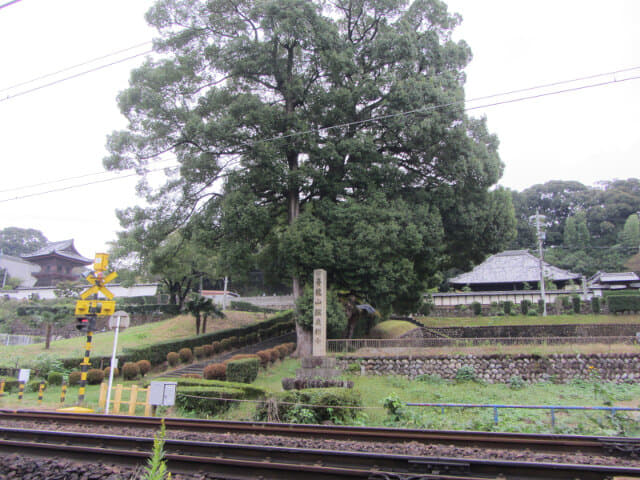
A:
0 425 639 480
0 408 638 457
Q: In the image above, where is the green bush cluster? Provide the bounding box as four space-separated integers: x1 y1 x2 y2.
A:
520 300 530 315
226 358 260 383
122 362 140 380
471 302 482 316
169 377 266 416
502 301 513 315
608 295 640 314
47 372 64 385
255 388 362 424
455 365 477 383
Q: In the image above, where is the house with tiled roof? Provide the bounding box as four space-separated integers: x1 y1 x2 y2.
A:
588 271 640 295
20 239 92 287
448 250 581 292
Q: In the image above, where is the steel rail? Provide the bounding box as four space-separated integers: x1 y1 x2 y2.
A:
0 426 638 480
0 408 635 456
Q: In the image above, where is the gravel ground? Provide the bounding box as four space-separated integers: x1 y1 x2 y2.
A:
0 416 638 479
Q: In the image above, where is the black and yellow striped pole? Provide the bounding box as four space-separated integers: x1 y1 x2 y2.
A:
60 379 67 404
18 382 25 401
0 379 5 397
37 381 46 405
77 316 95 404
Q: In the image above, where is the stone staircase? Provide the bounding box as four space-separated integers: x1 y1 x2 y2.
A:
159 332 296 378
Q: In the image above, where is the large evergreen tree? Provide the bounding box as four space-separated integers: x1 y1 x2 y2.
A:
106 0 513 354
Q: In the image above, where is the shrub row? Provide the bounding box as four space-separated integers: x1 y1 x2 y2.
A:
226 357 260 383
229 301 276 313
608 295 640 314
59 310 295 371
119 304 181 315
121 310 294 365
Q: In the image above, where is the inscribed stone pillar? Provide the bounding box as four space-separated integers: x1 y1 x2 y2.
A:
312 269 327 357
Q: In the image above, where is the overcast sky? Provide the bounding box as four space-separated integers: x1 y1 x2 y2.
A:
1 0 639 258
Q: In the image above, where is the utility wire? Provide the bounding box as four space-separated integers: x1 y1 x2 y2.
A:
0 0 22 10
0 41 152 93
0 165 177 204
1 70 639 203
0 50 153 103
3 66 639 196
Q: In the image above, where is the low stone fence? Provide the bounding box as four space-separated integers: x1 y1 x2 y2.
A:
337 353 640 384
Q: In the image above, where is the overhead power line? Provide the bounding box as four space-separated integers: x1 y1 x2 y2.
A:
0 41 152 94
0 0 22 10
2 68 639 203
0 50 152 103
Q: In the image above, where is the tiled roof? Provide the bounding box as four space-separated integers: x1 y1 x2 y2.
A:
21 239 92 264
450 250 581 285
588 271 640 285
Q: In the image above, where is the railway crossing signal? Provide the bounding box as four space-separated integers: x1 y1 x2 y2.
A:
71 253 118 407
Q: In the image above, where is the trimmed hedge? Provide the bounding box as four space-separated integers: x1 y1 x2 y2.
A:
203 363 226 380
1 378 20 392
86 369 104 385
255 388 362 424
120 310 294 365
149 377 266 398
282 378 354 390
167 352 180 367
175 386 249 416
229 301 276 313
119 304 180 315
47 372 64 386
226 358 260 383
608 295 640 314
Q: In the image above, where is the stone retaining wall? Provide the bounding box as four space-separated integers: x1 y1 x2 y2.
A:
338 353 640 384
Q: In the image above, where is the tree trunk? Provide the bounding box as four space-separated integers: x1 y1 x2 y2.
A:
45 323 52 350
195 313 201 335
294 321 312 357
202 314 207 334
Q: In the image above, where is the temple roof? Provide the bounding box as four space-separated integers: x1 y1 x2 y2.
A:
449 250 581 286
21 239 92 265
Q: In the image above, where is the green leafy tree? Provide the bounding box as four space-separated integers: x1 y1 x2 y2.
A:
620 213 640 251
563 211 590 250
186 294 224 335
106 0 511 355
0 227 48 256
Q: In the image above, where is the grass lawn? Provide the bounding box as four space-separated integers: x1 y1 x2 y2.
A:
418 313 640 327
369 320 417 339
0 311 264 369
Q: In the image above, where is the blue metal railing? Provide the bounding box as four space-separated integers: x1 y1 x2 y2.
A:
406 402 640 427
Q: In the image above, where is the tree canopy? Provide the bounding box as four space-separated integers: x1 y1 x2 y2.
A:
0 227 48 257
106 0 515 352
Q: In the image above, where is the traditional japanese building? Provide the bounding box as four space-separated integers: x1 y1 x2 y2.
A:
448 250 581 292
20 239 92 287
588 271 640 295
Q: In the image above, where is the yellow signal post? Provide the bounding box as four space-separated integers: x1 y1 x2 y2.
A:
69 253 118 408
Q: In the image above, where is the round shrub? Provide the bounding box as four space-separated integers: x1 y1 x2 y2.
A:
572 295 581 314
86 368 104 385
256 350 270 367
122 362 140 380
267 348 280 362
103 366 119 378
455 365 477 383
520 300 530 315
136 360 151 376
178 348 193 363
211 341 222 354
202 344 214 357
47 372 63 386
194 346 206 360
68 371 82 386
228 336 238 347
220 338 233 351
225 353 259 364
471 301 482 316
203 363 226 380
167 351 180 367
275 344 288 359
285 343 296 354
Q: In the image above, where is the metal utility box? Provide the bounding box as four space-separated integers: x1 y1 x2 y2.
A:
149 381 177 406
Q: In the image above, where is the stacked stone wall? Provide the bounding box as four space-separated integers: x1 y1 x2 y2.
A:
421 323 640 339
338 353 640 384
